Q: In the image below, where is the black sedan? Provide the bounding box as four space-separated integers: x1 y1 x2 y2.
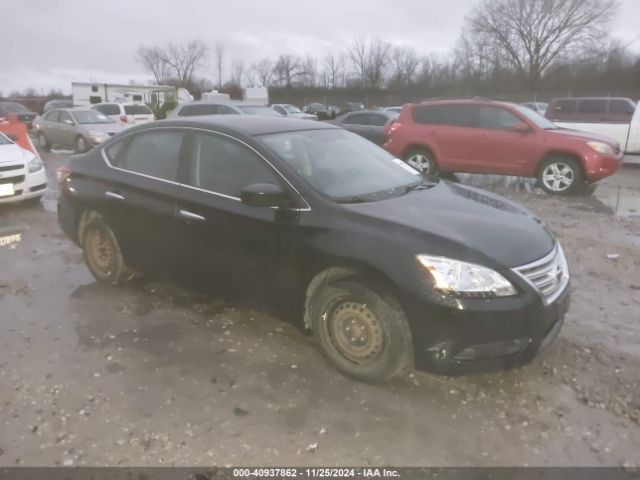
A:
303 103 331 120
329 110 396 145
0 101 37 128
58 116 570 382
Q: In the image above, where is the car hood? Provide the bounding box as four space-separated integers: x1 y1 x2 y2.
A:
342 181 555 269
0 144 28 165
551 127 619 146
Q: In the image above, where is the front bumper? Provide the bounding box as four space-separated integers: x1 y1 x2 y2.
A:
403 283 570 375
583 150 623 182
0 168 48 204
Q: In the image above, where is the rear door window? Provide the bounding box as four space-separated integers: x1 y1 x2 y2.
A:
343 114 369 125
440 104 479 128
44 111 60 122
107 131 183 181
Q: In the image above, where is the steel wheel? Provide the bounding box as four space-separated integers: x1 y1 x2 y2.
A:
541 161 575 193
76 136 87 153
326 301 385 364
85 227 115 278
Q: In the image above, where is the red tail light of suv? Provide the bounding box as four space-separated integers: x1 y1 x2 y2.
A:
384 99 623 195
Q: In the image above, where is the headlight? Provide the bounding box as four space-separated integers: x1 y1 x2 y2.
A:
416 255 516 298
88 130 109 140
28 156 44 173
587 141 614 155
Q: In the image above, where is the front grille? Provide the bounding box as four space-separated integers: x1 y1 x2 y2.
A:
0 175 25 185
513 245 569 305
0 164 23 173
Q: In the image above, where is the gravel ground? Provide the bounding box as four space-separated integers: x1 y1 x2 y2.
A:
0 150 638 467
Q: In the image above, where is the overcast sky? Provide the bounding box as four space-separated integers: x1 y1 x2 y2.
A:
2 0 639 94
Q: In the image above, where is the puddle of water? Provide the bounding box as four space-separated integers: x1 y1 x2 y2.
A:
451 173 536 192
592 184 640 219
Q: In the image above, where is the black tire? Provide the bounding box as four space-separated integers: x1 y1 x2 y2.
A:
37 132 51 151
403 147 439 176
81 218 135 285
309 279 413 382
537 156 584 195
75 135 88 154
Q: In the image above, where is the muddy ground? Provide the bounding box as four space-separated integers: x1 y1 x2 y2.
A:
0 150 639 467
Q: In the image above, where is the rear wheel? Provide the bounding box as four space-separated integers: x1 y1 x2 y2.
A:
404 148 439 175
81 218 135 284
75 135 88 153
309 279 413 382
538 156 584 195
38 132 51 151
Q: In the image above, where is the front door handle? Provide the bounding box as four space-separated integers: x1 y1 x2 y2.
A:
179 209 205 222
106 191 125 200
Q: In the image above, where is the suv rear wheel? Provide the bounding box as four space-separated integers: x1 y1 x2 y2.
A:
404 148 438 175
309 279 413 382
538 156 584 195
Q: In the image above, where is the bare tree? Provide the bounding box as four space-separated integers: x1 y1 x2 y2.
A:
389 45 421 87
162 40 209 88
463 0 620 86
274 54 302 87
251 58 275 87
214 44 225 90
348 37 391 88
136 46 169 84
231 60 245 86
300 56 318 87
322 53 344 89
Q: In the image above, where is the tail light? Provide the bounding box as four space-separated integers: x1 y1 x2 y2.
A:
56 164 71 189
120 115 128 123
385 121 402 138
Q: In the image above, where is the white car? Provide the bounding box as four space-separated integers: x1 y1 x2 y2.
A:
271 104 318 120
0 130 47 204
89 102 155 126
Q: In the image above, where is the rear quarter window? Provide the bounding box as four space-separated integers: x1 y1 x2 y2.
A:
412 105 442 124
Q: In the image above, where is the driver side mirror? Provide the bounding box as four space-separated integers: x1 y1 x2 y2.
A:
512 122 531 133
240 183 289 208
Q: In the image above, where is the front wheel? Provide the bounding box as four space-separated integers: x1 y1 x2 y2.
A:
538 157 583 195
404 148 439 176
81 218 136 285
38 132 51 151
75 135 88 153
310 280 413 382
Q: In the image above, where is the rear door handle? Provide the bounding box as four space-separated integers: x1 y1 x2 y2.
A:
179 209 205 222
106 191 125 200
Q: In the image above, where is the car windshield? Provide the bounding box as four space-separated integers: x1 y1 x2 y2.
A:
71 110 113 124
1 102 29 113
283 105 302 114
512 104 558 129
260 128 432 203
0 133 14 145
237 105 281 116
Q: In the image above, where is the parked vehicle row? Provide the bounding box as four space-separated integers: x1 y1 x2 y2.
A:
57 116 570 381
329 110 396 145
33 108 125 153
90 102 155 126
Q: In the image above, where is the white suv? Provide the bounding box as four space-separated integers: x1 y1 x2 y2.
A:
90 103 155 126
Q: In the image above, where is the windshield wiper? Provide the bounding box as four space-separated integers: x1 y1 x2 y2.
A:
402 182 436 195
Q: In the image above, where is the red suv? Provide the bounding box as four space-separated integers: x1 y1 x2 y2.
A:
384 99 623 195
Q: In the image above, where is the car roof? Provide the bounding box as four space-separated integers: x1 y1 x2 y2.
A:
549 97 632 102
152 115 338 136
